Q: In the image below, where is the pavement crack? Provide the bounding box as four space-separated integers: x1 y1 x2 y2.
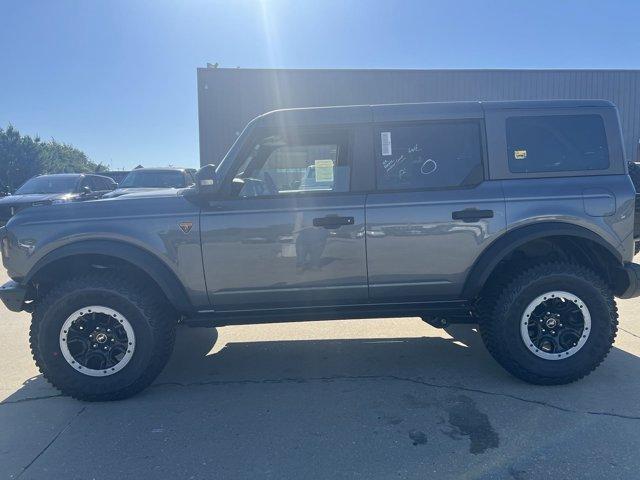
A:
0 393 64 406
585 410 640 420
3 375 638 421
620 327 640 340
15 406 86 478
151 374 640 420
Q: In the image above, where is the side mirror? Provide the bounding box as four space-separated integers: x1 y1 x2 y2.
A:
81 185 92 195
195 164 220 196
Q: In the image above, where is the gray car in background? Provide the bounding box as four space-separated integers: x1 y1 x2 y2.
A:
1 100 639 401
102 167 196 198
0 173 116 225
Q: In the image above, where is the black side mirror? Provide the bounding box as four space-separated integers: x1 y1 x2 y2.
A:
81 185 92 195
195 164 220 196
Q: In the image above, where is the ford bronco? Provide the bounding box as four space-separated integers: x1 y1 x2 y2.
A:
1 100 639 401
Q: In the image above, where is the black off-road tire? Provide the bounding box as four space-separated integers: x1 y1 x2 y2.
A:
478 262 618 385
30 271 177 401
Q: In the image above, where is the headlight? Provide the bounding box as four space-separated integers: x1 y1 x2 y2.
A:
51 198 72 205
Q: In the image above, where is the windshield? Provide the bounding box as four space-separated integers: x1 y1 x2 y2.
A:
15 176 78 194
119 170 186 188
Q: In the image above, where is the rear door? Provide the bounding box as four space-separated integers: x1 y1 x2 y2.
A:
365 110 506 302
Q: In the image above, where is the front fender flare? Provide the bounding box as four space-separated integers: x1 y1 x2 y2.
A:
25 239 193 313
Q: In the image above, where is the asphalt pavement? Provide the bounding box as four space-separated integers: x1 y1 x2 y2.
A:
2 266 640 479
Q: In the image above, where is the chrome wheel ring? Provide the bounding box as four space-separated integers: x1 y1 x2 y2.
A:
520 291 591 360
59 306 136 377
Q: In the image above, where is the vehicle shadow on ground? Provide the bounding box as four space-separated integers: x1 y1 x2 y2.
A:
157 323 492 385
3 324 640 479
4 323 640 409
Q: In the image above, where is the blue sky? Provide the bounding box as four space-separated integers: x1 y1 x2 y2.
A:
1 0 639 170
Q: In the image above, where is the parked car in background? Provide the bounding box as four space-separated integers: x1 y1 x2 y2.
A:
0 173 116 225
102 167 196 198
102 170 131 184
628 162 640 253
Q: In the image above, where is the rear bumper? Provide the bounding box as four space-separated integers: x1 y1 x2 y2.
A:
0 280 27 312
618 262 640 299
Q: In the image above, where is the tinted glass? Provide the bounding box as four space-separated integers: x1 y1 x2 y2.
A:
119 170 187 188
92 177 113 190
16 176 78 194
100 178 116 190
235 133 349 197
87 177 102 190
375 122 483 190
506 114 609 173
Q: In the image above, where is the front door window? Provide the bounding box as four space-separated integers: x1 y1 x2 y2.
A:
231 132 350 197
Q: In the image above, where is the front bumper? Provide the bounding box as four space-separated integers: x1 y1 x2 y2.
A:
0 280 27 312
618 262 640 299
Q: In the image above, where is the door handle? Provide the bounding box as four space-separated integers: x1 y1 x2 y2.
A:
313 215 355 229
452 208 494 223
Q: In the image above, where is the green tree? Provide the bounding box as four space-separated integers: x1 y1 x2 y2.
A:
39 139 107 174
0 125 105 191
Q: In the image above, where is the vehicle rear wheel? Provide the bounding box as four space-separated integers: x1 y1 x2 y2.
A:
478 262 617 385
30 272 177 401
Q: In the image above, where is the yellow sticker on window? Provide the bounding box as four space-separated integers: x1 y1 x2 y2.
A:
514 150 527 160
314 159 334 182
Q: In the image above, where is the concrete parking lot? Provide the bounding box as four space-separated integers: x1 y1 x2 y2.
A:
2 266 640 480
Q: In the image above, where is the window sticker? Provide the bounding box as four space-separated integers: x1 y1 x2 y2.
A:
381 132 392 156
514 149 527 160
314 159 334 182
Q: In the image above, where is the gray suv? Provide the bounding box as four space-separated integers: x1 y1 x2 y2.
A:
0 173 116 225
1 100 639 401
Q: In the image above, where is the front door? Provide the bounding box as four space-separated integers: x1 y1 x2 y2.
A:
365 119 506 302
200 126 368 311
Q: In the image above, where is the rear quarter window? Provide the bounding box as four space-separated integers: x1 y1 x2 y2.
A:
506 114 609 173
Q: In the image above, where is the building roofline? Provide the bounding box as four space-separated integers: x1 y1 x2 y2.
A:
198 67 640 74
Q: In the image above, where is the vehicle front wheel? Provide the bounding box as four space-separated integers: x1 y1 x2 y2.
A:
478 262 618 385
30 272 177 401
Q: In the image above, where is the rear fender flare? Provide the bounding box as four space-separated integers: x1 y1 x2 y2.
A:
462 222 623 299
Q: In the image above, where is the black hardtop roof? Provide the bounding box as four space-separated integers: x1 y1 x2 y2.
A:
254 99 615 127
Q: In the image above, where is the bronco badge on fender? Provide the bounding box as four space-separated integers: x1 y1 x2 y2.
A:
179 221 193 234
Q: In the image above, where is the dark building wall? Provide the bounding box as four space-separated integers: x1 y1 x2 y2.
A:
197 68 640 166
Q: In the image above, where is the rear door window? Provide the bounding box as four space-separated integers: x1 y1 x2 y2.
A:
374 121 484 190
87 177 103 191
506 114 609 173
91 177 108 191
